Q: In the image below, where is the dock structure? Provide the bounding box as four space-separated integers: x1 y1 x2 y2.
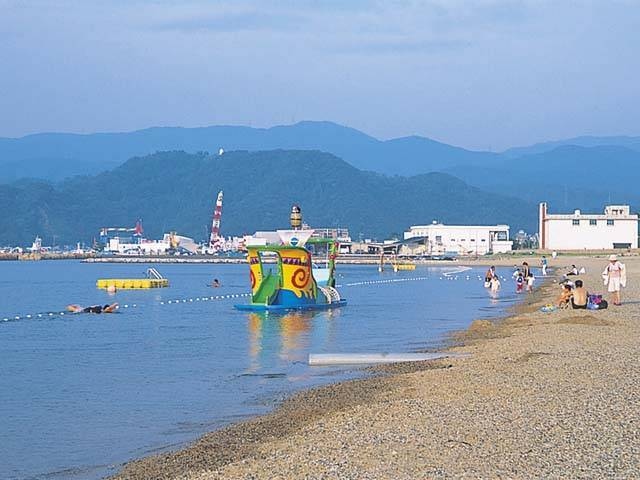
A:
96 278 169 289
96 268 169 289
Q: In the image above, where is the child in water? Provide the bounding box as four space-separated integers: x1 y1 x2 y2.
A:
490 276 501 293
526 272 535 292
515 272 525 293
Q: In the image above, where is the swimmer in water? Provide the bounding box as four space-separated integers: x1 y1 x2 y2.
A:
212 278 221 288
66 303 118 314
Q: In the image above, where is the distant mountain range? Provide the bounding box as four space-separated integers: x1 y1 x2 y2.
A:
1 122 638 203
1 121 638 245
0 150 536 246
444 145 640 212
0 121 503 180
503 135 640 158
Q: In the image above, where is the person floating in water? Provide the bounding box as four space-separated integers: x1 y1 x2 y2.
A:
212 278 221 288
67 303 118 314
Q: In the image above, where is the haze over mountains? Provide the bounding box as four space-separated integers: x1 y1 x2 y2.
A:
0 121 503 180
0 121 638 245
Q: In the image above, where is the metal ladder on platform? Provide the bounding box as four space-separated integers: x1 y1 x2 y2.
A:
146 267 164 279
319 286 341 304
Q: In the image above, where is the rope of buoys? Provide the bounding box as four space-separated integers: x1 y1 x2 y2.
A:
160 293 251 306
344 271 512 288
2 293 255 320
342 276 430 287
443 266 473 277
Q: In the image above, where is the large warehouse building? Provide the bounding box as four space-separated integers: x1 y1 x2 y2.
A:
538 203 639 250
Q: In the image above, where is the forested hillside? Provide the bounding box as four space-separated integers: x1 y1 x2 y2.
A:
0 150 536 245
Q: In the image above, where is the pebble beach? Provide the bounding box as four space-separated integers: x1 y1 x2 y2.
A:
114 255 640 479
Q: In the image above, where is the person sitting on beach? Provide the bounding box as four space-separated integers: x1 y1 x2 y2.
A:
571 280 588 309
559 278 575 289
566 264 579 276
557 284 573 308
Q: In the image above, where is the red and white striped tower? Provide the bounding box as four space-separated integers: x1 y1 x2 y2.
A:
209 191 224 250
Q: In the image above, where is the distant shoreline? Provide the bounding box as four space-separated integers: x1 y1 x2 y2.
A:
2 250 636 265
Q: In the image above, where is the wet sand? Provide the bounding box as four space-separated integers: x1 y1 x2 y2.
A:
113 256 640 479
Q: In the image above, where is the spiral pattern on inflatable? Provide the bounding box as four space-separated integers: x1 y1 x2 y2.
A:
250 270 256 289
291 267 309 289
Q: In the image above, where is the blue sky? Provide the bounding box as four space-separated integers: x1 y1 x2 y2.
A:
0 0 638 150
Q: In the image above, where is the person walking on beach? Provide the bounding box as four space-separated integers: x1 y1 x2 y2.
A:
541 256 548 276
602 254 626 306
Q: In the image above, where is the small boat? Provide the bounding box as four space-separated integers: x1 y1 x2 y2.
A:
96 268 169 290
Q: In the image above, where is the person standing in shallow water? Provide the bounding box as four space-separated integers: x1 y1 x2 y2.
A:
541 256 548 276
521 261 530 279
603 254 626 306
484 266 496 285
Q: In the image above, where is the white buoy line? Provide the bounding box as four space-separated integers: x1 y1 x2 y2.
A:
1 293 252 322
342 272 510 288
159 293 251 306
3 271 516 322
341 276 430 287
442 266 473 277
1 303 140 323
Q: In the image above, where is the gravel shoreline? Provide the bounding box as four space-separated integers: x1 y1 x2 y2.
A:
113 256 640 479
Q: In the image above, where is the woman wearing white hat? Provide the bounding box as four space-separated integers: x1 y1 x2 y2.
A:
602 254 626 306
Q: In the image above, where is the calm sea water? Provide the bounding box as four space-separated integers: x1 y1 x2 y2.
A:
0 261 522 480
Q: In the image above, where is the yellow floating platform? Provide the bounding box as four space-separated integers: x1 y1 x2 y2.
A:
394 264 417 271
96 278 169 289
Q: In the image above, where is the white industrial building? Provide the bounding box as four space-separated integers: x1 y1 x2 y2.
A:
538 203 639 250
403 222 513 255
105 233 198 255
